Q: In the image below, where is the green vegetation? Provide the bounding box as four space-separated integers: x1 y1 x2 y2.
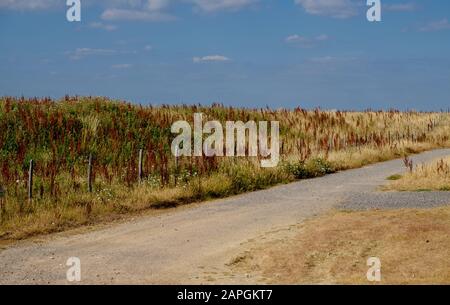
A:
1 96 449 240
387 174 403 181
284 158 335 179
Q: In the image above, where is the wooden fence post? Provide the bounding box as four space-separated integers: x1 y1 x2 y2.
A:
138 149 143 183
0 185 5 222
174 145 178 186
28 159 34 201
88 153 93 193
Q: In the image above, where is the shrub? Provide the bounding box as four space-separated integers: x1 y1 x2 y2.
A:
284 158 335 179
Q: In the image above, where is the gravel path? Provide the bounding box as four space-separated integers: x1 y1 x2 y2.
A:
0 149 449 284
339 191 450 210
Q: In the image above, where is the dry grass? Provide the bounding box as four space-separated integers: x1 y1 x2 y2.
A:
1 97 450 241
328 142 437 170
230 207 450 284
0 140 448 242
0 142 444 242
384 156 450 191
0 167 292 241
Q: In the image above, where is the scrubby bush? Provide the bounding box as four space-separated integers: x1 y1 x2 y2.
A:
284 158 335 179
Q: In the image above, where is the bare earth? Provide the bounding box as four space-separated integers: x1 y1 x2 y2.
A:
1 149 449 284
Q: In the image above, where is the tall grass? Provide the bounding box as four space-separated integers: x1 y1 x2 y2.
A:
0 96 449 240
384 156 450 191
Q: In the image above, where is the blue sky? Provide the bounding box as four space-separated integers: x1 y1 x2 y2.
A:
0 0 450 110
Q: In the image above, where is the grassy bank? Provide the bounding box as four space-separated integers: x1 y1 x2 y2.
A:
1 96 450 241
384 156 450 191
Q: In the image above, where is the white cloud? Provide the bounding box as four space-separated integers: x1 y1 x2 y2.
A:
419 19 450 32
99 1 175 21
308 55 357 64
89 22 118 31
0 0 258 16
146 0 170 11
66 46 138 60
144 45 153 51
384 3 416 12
0 0 60 10
189 0 258 12
309 56 335 63
111 63 132 69
0 0 169 10
101 0 258 21
66 48 117 60
294 0 359 19
101 8 175 21
285 34 308 43
90 0 170 10
193 55 231 63
285 33 329 47
315 34 329 41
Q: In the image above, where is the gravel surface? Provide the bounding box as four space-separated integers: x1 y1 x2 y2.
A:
0 148 449 284
339 191 450 211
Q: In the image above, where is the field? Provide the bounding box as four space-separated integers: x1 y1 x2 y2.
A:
1 96 450 240
229 206 450 284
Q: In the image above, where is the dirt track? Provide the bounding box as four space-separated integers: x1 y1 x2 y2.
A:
1 149 449 284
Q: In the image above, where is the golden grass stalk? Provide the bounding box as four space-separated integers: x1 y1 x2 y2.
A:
384 157 450 191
